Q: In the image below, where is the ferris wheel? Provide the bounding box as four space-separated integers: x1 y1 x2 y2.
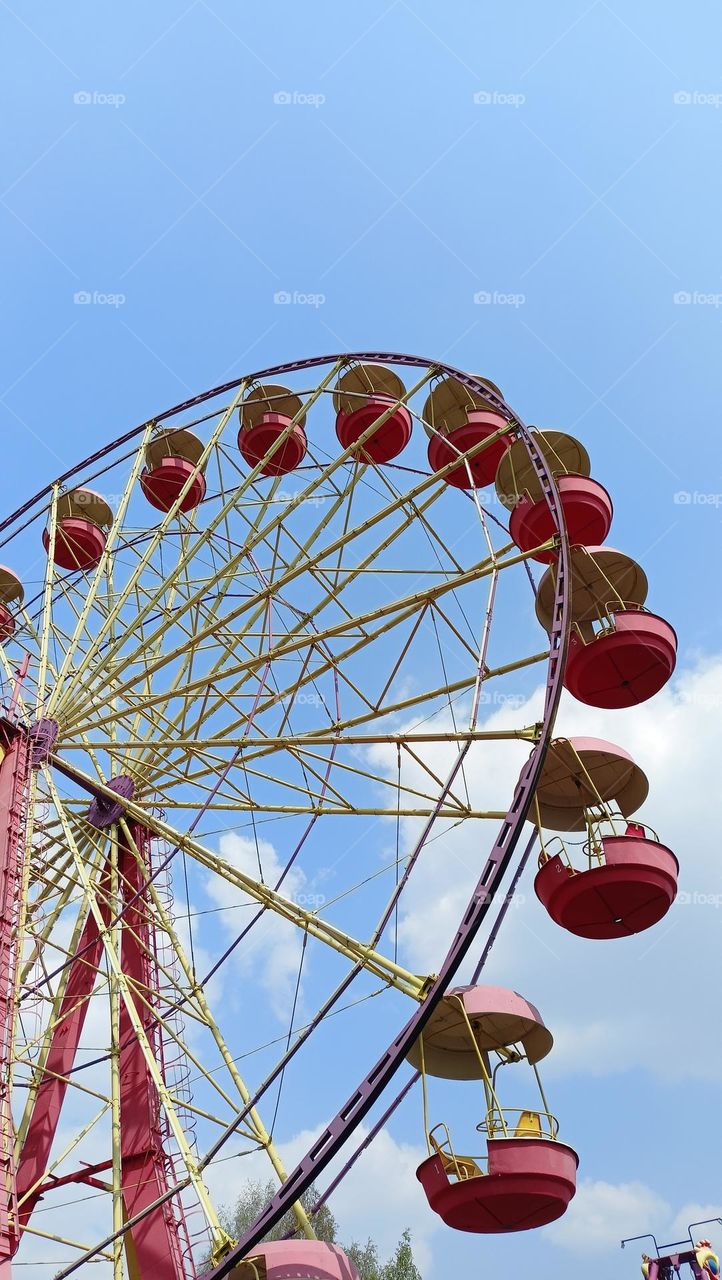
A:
0 353 678 1279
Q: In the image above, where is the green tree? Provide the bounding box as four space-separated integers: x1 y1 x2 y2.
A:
346 1239 381 1279
220 1180 423 1279
380 1229 422 1280
219 1178 337 1245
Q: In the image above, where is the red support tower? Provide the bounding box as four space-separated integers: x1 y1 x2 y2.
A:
118 824 190 1280
11 795 191 1276
0 723 31 1277
15 871 109 1228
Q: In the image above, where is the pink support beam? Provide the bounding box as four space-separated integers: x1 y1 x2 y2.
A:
16 871 109 1226
15 819 188 1278
0 723 31 1278
118 826 188 1280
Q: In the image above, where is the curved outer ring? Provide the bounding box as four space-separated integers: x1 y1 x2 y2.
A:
0 354 571 1272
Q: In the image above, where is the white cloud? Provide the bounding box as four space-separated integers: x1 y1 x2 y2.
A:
205 1121 438 1274
546 1178 669 1254
205 833 308 1021
546 1182 722 1260
671 1204 722 1242
369 655 722 1082
328 1126 437 1272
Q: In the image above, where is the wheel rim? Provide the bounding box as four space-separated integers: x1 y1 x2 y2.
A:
0 354 571 1278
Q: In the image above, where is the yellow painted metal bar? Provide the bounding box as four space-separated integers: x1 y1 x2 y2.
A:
109 826 124 1280
452 995 506 1134
35 483 60 712
120 820 316 1241
49 384 252 708
72 541 542 739
16 1102 110 1210
62 370 452 733
13 1054 111 1107
21 1220 114 1259
148 654 546 788
45 771 232 1260
46 421 154 716
52 760 428 999
62 727 541 750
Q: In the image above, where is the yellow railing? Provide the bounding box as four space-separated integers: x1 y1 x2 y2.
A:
477 1108 559 1141
571 598 650 645
538 815 660 872
427 1123 486 1182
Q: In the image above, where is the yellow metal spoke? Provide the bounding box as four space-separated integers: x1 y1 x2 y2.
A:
44 770 232 1260
120 820 317 1241
48 760 430 999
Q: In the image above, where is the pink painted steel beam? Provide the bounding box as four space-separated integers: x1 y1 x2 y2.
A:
16 825 188 1278
0 724 31 1277
16 871 109 1227
119 826 187 1280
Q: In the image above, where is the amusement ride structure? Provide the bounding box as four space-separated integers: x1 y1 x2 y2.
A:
623 1222 721 1279
0 354 679 1278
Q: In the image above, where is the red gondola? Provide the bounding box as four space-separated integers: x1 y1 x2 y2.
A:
410 985 577 1234
424 376 512 489
531 738 678 939
496 430 612 562
417 1133 578 1233
238 383 308 476
510 475 612 562
333 363 412 463
42 489 113 571
565 609 678 708
535 823 679 940
140 428 207 513
0 568 23 642
231 1241 361 1278
536 547 677 708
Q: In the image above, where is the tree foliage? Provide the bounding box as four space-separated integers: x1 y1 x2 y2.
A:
221 1180 423 1279
347 1229 422 1280
219 1179 337 1246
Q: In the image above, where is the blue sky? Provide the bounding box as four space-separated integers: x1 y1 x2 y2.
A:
3 2 722 1277
3 1 722 646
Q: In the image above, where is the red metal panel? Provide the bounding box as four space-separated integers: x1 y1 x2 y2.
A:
0 726 31 1276
119 826 188 1280
534 838 678 939
16 873 108 1225
16 822 188 1278
416 1139 578 1233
